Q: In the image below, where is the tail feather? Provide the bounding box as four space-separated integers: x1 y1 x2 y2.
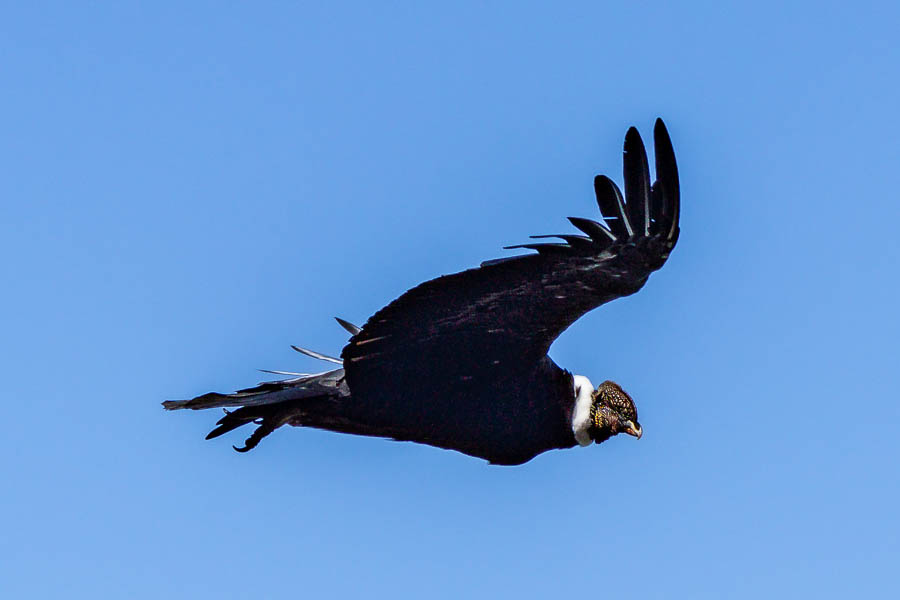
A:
163 368 345 411
163 367 348 451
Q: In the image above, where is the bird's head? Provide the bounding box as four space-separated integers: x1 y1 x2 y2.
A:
589 381 642 443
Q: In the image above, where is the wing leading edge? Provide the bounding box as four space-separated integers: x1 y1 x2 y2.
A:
342 119 680 399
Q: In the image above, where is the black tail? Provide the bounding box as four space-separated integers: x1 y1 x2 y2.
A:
164 366 349 452
165 319 365 452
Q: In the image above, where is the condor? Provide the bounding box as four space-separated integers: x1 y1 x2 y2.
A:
164 119 680 465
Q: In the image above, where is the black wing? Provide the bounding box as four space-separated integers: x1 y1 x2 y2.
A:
342 119 679 401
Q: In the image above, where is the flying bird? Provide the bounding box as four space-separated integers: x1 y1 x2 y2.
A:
164 119 680 465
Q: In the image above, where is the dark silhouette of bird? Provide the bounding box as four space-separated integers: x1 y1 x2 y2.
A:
164 119 680 465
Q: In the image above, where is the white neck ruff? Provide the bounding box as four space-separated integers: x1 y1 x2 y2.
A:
571 375 594 447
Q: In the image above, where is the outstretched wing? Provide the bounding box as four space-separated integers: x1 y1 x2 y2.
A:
342 119 679 396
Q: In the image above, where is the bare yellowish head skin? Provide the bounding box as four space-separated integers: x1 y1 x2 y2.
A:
589 381 642 443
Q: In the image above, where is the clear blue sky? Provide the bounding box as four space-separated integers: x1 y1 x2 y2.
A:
2 2 898 598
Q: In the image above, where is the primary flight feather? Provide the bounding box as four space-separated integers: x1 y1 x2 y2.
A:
164 118 680 465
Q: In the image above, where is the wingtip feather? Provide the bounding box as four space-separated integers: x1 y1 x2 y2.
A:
623 126 651 236
567 217 616 246
652 118 680 241
594 175 632 237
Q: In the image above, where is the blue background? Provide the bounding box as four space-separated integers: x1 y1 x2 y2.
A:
2 2 898 598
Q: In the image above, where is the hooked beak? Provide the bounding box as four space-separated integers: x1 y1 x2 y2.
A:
624 421 642 439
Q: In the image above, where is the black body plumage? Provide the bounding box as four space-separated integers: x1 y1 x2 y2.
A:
163 119 681 464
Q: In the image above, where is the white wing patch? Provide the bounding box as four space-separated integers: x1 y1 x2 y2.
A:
571 374 595 446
